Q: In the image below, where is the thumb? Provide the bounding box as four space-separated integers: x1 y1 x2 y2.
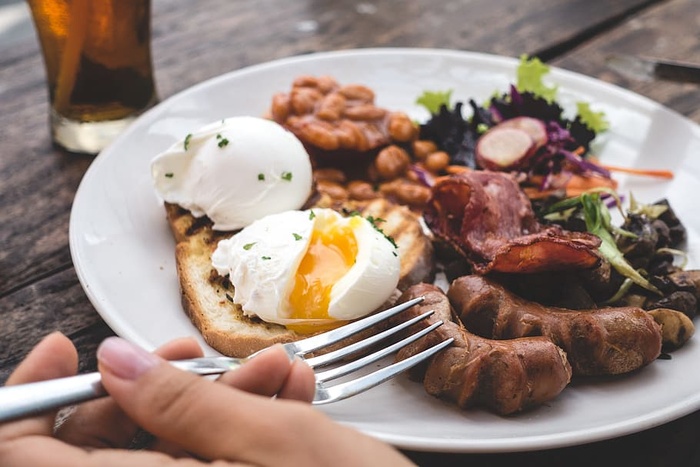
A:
0 332 78 440
97 338 305 463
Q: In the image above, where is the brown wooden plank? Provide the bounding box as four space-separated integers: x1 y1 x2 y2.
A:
149 0 661 93
551 0 700 123
0 267 113 383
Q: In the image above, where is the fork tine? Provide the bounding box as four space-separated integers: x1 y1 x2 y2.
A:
313 319 444 383
312 337 454 405
303 310 435 370
284 296 425 356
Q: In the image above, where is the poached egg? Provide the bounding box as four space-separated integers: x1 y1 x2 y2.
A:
211 208 401 331
151 116 313 231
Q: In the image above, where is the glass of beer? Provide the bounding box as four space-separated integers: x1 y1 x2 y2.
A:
27 0 158 154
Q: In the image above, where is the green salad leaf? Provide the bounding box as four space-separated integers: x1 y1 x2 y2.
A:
545 191 661 295
415 89 453 114
576 102 609 133
516 54 558 103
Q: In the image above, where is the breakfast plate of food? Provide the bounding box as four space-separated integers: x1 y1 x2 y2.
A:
69 48 700 453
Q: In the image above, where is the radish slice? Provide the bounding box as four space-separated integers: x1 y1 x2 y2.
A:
476 127 535 170
498 116 548 148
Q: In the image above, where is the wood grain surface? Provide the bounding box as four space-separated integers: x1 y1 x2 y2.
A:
1 0 699 464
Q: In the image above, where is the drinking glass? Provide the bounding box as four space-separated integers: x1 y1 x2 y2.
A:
27 0 158 154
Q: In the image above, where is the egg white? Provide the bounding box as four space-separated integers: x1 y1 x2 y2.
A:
211 208 400 327
151 116 313 231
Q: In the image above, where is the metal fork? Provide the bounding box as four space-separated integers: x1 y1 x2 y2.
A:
0 296 453 422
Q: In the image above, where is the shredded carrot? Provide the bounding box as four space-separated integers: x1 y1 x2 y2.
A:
586 155 674 179
523 174 618 200
565 174 618 190
446 165 472 174
433 175 453 185
600 164 674 179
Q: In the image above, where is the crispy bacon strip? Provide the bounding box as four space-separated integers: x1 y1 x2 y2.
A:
423 171 601 274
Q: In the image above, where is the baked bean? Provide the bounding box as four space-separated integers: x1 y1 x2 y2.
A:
425 151 451 173
375 145 410 180
298 120 340 150
316 92 346 121
379 179 431 207
347 180 379 201
338 84 375 103
316 180 349 200
344 104 386 121
388 112 417 142
316 75 339 94
365 161 381 183
314 167 347 184
334 120 368 151
270 93 291 123
413 140 438 161
361 122 390 149
292 75 322 89
405 168 420 183
290 87 323 115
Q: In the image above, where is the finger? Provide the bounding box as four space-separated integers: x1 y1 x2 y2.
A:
98 337 314 463
0 332 78 440
216 345 314 401
55 337 203 449
277 358 315 402
0 436 213 467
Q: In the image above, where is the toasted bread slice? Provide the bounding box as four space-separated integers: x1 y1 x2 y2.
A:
166 197 434 357
353 198 435 291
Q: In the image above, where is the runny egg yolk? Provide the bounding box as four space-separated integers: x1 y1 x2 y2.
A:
286 216 360 331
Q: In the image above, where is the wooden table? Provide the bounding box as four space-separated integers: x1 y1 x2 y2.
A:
2 0 699 464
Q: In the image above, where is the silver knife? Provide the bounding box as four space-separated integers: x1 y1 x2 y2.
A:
606 55 700 84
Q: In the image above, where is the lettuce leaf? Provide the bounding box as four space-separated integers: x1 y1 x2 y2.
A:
415 89 453 114
516 54 558 103
576 102 609 133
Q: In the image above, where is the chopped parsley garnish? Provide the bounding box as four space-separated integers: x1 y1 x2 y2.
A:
165 172 174 178
243 242 256 250
261 256 271 260
366 215 398 248
258 173 265 181
217 137 229 148
293 233 303 241
183 133 193 150
309 210 316 220
344 211 399 249
281 171 293 181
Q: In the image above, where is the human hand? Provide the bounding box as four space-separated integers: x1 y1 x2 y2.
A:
0 333 414 466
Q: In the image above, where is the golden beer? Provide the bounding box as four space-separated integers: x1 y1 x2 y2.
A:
27 0 157 153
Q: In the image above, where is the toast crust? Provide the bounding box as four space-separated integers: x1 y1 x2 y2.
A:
165 198 434 357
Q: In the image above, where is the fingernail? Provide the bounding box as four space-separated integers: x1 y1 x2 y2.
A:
97 337 161 380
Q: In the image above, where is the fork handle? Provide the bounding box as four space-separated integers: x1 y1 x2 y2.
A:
0 372 105 422
0 358 244 423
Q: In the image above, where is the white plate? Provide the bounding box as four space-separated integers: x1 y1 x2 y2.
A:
69 48 700 453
